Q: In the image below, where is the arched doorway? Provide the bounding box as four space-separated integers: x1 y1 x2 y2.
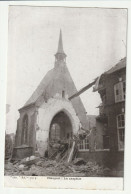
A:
48 111 73 155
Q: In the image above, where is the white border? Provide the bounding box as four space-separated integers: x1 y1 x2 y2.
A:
0 1 131 193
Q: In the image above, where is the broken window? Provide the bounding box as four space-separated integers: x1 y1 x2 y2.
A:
21 114 28 145
117 114 125 150
78 137 89 151
114 81 126 103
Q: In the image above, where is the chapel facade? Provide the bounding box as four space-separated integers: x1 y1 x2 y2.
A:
13 31 89 159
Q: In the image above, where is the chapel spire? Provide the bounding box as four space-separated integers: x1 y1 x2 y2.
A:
55 30 66 62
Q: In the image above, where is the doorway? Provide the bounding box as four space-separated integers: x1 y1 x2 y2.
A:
48 111 73 156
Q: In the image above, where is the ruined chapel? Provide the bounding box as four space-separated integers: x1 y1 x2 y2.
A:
13 30 89 159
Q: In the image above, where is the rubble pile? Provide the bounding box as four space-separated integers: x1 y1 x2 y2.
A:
4 131 111 177
4 155 109 177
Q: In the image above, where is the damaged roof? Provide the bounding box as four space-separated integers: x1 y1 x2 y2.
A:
24 69 54 106
93 57 126 92
21 63 89 129
106 57 126 74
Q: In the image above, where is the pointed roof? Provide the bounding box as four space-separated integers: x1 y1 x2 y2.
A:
55 30 66 61
56 30 65 54
20 32 88 129
56 29 65 55
23 64 88 129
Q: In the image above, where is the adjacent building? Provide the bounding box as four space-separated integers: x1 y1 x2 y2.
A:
78 58 126 176
95 57 126 152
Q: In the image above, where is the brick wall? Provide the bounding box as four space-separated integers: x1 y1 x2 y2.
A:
78 151 124 175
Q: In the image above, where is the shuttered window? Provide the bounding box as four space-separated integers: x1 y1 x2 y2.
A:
114 81 126 103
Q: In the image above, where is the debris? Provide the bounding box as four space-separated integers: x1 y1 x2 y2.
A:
17 164 29 171
73 158 86 165
4 157 114 177
26 157 30 161
67 141 75 163
68 166 76 173
36 160 43 166
18 164 25 170
21 156 40 166
30 155 36 160
5 162 14 170
78 133 87 140
4 134 113 177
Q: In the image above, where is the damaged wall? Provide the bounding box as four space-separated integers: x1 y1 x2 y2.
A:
36 95 80 156
13 31 89 159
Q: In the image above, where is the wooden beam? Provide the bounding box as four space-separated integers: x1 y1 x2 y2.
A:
68 79 97 100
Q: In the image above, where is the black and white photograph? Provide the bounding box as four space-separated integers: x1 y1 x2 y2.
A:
4 5 127 189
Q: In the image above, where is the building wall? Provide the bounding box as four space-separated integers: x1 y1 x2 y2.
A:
84 121 108 151
13 63 88 158
103 69 126 151
78 66 125 174
78 151 124 176
95 120 106 150
105 69 126 105
15 105 37 151
81 67 126 174
36 95 80 156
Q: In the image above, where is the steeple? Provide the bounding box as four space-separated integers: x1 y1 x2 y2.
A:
57 29 64 53
55 30 66 63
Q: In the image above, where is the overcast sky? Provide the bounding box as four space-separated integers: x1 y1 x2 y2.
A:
6 6 127 133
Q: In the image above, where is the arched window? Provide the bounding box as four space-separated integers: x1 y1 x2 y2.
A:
21 114 28 145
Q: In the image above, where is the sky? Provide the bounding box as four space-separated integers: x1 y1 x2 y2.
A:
6 6 127 134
